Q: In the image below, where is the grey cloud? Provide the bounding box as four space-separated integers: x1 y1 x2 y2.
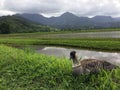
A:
3 0 63 13
1 0 120 17
65 0 120 17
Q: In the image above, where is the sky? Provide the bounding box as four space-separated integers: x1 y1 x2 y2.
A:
0 0 120 17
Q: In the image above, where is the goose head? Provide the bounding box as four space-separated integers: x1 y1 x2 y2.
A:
70 51 80 65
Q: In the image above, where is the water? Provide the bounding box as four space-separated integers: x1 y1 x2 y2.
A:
41 31 120 38
37 46 120 65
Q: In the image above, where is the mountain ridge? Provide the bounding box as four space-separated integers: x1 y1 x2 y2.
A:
12 12 120 29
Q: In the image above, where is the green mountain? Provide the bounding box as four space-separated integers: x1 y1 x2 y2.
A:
0 15 58 34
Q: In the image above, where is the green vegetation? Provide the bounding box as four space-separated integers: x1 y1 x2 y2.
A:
0 30 120 52
0 22 11 34
0 45 120 90
0 16 59 34
0 38 120 52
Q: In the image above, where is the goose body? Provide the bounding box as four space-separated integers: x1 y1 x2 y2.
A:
70 51 117 76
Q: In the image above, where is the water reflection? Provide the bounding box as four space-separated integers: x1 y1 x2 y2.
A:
37 46 120 65
42 31 120 38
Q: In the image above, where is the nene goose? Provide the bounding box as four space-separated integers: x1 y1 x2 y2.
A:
70 51 117 76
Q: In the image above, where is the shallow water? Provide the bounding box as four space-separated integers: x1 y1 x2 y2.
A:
41 31 120 38
37 46 120 65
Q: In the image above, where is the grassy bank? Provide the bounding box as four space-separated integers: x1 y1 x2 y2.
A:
0 31 120 52
0 45 71 89
0 38 120 52
0 45 120 90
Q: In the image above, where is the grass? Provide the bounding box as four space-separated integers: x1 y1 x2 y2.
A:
0 45 120 90
0 38 120 52
0 30 120 52
0 31 120 89
0 29 120 39
0 45 72 89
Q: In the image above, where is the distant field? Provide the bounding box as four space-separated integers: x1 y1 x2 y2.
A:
0 30 120 38
0 31 120 52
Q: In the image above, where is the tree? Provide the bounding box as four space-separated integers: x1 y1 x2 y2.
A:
0 22 11 34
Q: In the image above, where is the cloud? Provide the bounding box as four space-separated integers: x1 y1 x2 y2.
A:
0 0 5 10
63 0 120 17
0 10 15 16
3 0 63 13
0 0 120 17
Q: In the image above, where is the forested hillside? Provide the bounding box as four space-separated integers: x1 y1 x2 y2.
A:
0 16 58 34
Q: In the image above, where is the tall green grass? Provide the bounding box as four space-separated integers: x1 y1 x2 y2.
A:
0 38 120 52
0 45 120 90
